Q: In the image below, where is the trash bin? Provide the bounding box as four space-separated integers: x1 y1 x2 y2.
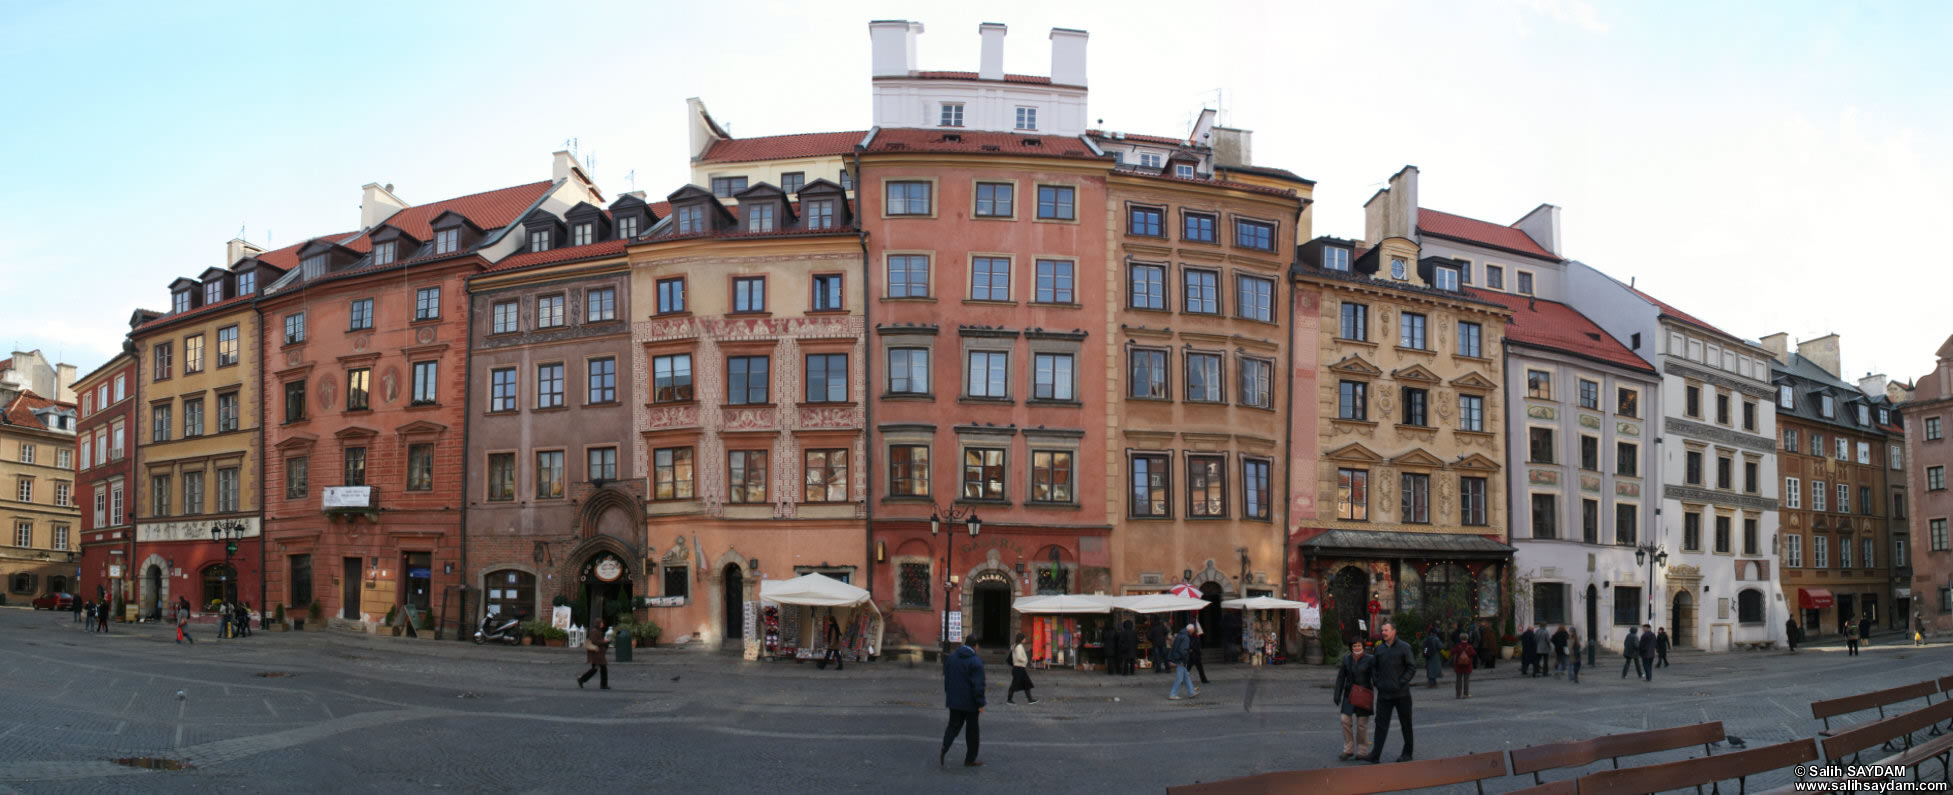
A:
615 632 632 662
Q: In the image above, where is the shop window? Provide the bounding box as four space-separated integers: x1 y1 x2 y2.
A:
10 572 34 594
484 570 535 618
662 566 690 599
201 564 237 608
1737 589 1765 624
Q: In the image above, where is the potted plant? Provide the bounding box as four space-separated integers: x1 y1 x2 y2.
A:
631 620 661 649
307 600 323 631
385 606 401 636
1500 633 1519 659
270 603 287 631
516 620 543 645
542 626 569 648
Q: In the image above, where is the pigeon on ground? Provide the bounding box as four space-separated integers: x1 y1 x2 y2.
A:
670 676 681 682
1727 736 1747 748
175 690 186 701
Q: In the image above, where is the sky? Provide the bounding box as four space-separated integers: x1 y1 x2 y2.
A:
3 0 1949 390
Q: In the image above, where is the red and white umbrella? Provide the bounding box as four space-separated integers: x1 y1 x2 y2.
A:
1168 582 1203 599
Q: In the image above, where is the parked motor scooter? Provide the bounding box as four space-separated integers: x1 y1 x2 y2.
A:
474 611 526 645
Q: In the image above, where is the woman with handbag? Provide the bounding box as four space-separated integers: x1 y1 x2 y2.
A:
1006 633 1039 704
1333 640 1375 761
577 619 611 690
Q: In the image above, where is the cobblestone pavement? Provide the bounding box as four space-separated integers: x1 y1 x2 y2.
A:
2 606 1949 794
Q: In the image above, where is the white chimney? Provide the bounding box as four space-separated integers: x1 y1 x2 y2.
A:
870 19 922 78
978 23 1007 80
1049 27 1088 87
359 183 408 230
552 150 577 182
225 237 264 267
1513 203 1563 256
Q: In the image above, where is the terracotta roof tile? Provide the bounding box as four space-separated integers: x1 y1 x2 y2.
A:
256 234 353 271
866 129 1104 160
3 390 74 429
132 292 258 334
1468 288 1653 373
700 131 868 164
479 238 631 275
910 71 1055 85
1627 285 1734 339
1417 208 1558 260
351 180 553 246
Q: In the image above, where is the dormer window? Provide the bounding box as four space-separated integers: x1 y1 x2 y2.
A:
1390 257 1408 280
1820 394 1835 418
1778 384 1793 409
301 253 329 272
805 200 835 230
1015 106 1038 131
1176 164 1196 179
839 169 853 190
237 271 255 295
1138 152 1163 169
1879 408 1889 425
204 281 223 305
173 291 190 313
747 204 776 233
573 223 593 246
1856 404 1869 425
434 228 459 255
940 103 965 127
1324 247 1350 272
528 229 550 253
1434 265 1460 291
616 216 638 239
677 205 704 235
374 241 396 266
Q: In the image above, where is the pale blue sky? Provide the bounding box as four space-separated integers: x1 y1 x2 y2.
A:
3 0 1948 388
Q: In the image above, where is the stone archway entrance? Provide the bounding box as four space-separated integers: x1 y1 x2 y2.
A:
578 551 633 628
1671 591 1694 648
138 553 170 620
967 568 1014 649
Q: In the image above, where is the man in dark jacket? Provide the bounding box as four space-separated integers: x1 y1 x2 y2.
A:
1637 624 1657 682
1787 618 1801 652
1860 615 1873 648
1621 626 1641 679
1519 625 1537 677
1119 620 1139 675
941 636 986 768
1102 623 1119 676
1654 627 1670 668
1363 621 1418 763
1148 619 1169 674
1551 626 1569 677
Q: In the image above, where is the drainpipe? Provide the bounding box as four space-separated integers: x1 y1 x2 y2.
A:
254 307 267 616
1499 322 1516 635
853 147 875 604
1280 262 1296 652
459 275 476 634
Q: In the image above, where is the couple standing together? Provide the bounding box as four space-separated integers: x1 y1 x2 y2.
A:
1332 621 1419 763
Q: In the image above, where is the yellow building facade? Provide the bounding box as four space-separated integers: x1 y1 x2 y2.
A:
2 388 79 602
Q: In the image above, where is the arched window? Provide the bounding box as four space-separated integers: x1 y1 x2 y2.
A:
484 570 535 619
9 572 33 594
48 576 67 594
1737 589 1765 624
201 564 236 608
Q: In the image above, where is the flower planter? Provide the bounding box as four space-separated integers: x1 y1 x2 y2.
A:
1500 645 1516 660
545 638 566 648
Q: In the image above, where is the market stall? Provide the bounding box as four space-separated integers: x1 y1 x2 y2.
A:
1108 593 1212 670
1012 595 1113 670
756 573 885 663
1220 596 1313 666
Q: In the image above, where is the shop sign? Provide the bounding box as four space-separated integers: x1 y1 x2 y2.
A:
643 595 685 607
595 558 623 582
323 486 373 509
136 516 261 543
946 610 963 639
108 564 123 578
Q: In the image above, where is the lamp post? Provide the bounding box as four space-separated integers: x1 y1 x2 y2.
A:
931 504 981 656
210 522 246 630
1634 544 1668 623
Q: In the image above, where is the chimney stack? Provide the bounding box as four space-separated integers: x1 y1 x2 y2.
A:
55 363 76 404
1796 334 1843 379
225 238 264 267
1758 332 1791 365
1858 372 1890 398
360 182 408 230
869 20 922 78
1211 126 1253 167
978 23 1007 81
552 150 578 183
1049 27 1088 86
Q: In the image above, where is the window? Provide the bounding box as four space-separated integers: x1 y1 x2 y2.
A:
1896 532 1909 566
1813 480 1827 511
1176 164 1195 179
535 363 563 408
14 476 30 503
350 298 373 331
1336 468 1369 520
412 360 439 405
1527 370 1552 399
1685 384 1701 417
1036 185 1075 220
676 205 704 234
1235 458 1271 520
1129 263 1166 310
1716 455 1733 490
648 357 690 407
746 203 775 232
1840 533 1852 568
488 301 517 334
1131 454 1170 517
1614 587 1641 625
1612 389 1639 420
152 342 172 380
1617 442 1638 477
889 445 929 496
183 335 204 374
1583 499 1601 543
727 356 769 405
1240 358 1273 408
1401 387 1428 426
572 223 593 246
1234 219 1274 251
1461 477 1487 526
10 522 26 551
236 271 255 295
537 294 566 328
1433 266 1459 291
531 450 564 499
1895 492 1908 518
338 368 369 412
1740 517 1758 556
939 102 964 127
886 181 932 215
1530 493 1557 539
652 447 694 500
725 277 767 312
434 227 459 254
211 325 239 368
897 561 930 609
804 449 848 503
1575 379 1599 410
1517 271 1535 295
1130 350 1167 399
1138 152 1163 169
1743 401 1757 431
1129 206 1163 236
584 287 616 323
1892 444 1904 470
1686 450 1703 485
1820 394 1835 419
1777 384 1794 409
1737 590 1764 624
803 199 835 229
1338 381 1369 420
1580 436 1599 470
341 446 367 486
406 444 433 491
173 291 189 313
962 448 1005 500
1033 353 1074 401
1746 460 1760 494
1835 483 1849 513
1784 428 1799 452
805 354 847 403
887 349 929 395
1322 246 1350 271
1459 394 1485 431
808 274 844 312
51 523 69 550
966 351 1009 398
1032 451 1074 504
654 278 686 315
710 176 748 198
1015 106 1037 130
1716 393 1731 425
1929 466 1945 491
1928 417 1943 440
971 257 1010 301
151 404 171 442
888 255 930 298
1451 320 1482 358
183 398 205 437
1529 427 1556 464
1184 212 1216 243
1186 353 1222 403
1856 441 1871 466
480 453 516 502
489 368 517 412
1339 303 1369 341
1237 275 1273 322
1187 457 1226 517
1399 312 1427 349
1787 533 1803 567
286 456 308 500
1616 504 1638 545
414 287 440 321
1183 269 1218 314
113 376 123 402
149 474 170 516
1032 259 1073 304
1399 473 1431 523
1785 477 1801 508
974 183 1013 217
1932 519 1948 551
577 357 615 404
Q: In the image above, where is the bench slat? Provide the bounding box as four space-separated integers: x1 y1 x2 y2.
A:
1505 780 1577 795
1165 751 1509 795
1811 680 1940 721
1510 722 1724 777
1576 738 1818 795
1820 698 1953 762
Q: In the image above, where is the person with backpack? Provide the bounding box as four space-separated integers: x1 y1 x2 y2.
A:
1167 624 1197 700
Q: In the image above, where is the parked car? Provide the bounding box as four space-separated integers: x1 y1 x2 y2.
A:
32 592 74 610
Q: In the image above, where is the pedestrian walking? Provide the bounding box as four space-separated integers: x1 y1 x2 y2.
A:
1787 618 1802 652
79 599 91 628
1187 622 1210 685
1167 624 1197 700
1566 627 1582 683
1534 625 1552 678
1916 611 1927 647
1621 626 1640 679
219 601 234 639
940 636 985 768
818 615 845 670
1333 640 1374 761
1363 621 1417 763
72 597 83 623
96 600 109 633
1638 624 1656 681
1006 633 1038 704
1472 620 1494 670
1655 627 1670 668
1451 633 1476 699
1101 622 1119 676
1844 619 1859 656
175 598 194 644
1148 618 1169 675
1859 615 1872 648
1119 620 1139 675
1421 627 1443 688
576 619 611 689
1519 625 1537 677
1551 625 1569 677
241 602 254 637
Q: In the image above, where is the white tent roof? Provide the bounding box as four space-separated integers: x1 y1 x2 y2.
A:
758 573 871 607
1012 594 1114 614
1111 593 1213 614
1220 596 1312 610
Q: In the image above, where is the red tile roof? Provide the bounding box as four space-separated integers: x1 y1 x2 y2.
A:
351 180 554 247
256 234 352 271
1627 285 1734 340
910 71 1055 85
1417 208 1558 260
866 129 1104 160
1118 169 1299 199
1468 288 1653 373
480 238 631 275
699 131 868 164
132 292 258 334
2 390 74 429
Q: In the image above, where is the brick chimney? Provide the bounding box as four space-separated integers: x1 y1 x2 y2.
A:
1797 334 1842 379
225 238 264 267
1758 332 1791 365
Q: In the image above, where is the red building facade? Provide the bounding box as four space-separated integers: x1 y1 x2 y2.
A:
74 351 137 606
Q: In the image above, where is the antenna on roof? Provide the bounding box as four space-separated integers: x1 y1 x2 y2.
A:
624 170 637 191
1630 276 1636 288
585 152 596 174
238 223 247 241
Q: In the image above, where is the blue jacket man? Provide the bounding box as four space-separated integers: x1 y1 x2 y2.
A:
941 638 986 767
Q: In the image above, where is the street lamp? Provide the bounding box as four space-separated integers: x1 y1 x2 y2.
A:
210 522 246 626
931 504 981 656
1634 544 1668 623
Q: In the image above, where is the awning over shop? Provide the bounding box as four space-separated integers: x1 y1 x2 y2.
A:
1219 596 1312 610
1798 588 1834 610
760 572 871 607
1012 594 1114 614
1298 529 1515 561
1111 594 1213 614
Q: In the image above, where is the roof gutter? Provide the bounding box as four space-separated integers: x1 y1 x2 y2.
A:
852 145 876 604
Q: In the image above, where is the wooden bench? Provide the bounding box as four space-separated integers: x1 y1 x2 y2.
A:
1576 738 1818 795
1504 780 1576 795
1809 679 1939 735
1165 750 1509 795
1510 722 1724 784
1818 698 1953 765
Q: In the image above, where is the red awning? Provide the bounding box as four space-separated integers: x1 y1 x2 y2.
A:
1799 588 1834 610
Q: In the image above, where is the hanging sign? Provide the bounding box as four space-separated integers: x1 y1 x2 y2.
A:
595 558 623 582
946 610 963 640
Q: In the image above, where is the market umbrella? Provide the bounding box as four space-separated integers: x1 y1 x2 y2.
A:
1167 582 1204 599
1218 596 1312 610
1111 593 1213 614
1012 594 1115 614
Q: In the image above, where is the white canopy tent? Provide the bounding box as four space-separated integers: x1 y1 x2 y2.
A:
1219 596 1312 610
1111 593 1213 614
757 573 885 660
1012 594 1115 614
